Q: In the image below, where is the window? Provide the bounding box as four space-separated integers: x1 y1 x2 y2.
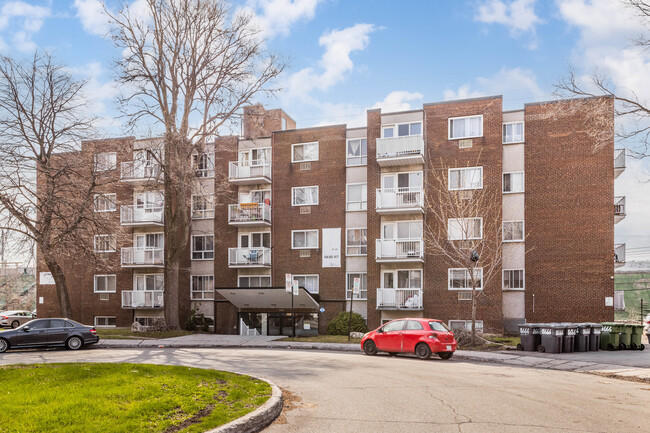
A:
282 117 287 130
448 167 483 190
503 172 524 193
192 195 214 219
503 269 525 290
449 115 483 139
135 191 163 209
292 186 319 206
346 183 367 211
239 148 270 165
503 221 524 242
382 269 422 289
382 320 406 332
94 317 116 327
238 276 271 287
292 142 319 162
94 234 116 252
94 193 116 212
191 275 214 300
448 268 483 290
347 138 367 166
134 232 163 249
192 235 214 260
382 122 422 138
503 121 524 144
94 152 117 171
381 220 423 240
346 228 367 255
292 230 318 249
134 273 164 291
293 275 319 294
447 218 482 240
406 320 424 330
134 317 159 327
449 320 483 332
239 232 270 248
94 275 116 293
192 152 215 177
346 273 367 300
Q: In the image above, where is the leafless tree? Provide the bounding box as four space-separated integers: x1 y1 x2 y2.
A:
424 158 505 345
104 0 285 328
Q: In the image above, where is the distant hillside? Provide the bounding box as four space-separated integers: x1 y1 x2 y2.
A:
616 261 650 273
0 272 36 311
614 272 650 321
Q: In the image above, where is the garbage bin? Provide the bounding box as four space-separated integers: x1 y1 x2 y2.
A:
589 323 601 351
630 325 645 350
517 323 540 351
601 323 620 351
562 323 578 353
611 323 631 350
574 323 590 352
538 323 564 353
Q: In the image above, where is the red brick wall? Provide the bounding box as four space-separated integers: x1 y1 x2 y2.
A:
366 109 382 330
243 104 295 139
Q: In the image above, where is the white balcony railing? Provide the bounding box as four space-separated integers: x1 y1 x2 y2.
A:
376 136 425 160
376 239 424 260
228 160 271 181
615 243 626 265
120 205 164 225
614 149 626 170
376 187 424 211
228 203 271 224
121 247 164 267
228 247 271 267
614 196 626 216
377 288 423 310
121 290 164 308
120 161 161 181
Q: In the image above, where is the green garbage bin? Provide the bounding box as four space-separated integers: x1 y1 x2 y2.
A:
601 323 620 351
617 323 633 349
630 325 645 350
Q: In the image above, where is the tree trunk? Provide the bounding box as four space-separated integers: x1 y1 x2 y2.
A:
42 251 72 318
471 263 477 346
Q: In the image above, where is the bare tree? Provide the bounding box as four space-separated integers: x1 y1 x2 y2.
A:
424 158 504 345
104 0 284 328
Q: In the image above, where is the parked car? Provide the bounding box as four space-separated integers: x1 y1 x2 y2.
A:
361 318 457 360
0 310 36 328
0 318 99 353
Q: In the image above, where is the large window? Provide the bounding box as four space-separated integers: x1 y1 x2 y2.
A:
94 317 116 327
347 138 367 166
94 193 116 212
503 172 524 193
346 273 368 300
447 218 482 240
94 152 117 172
448 167 483 190
94 234 116 253
191 235 214 260
192 152 215 177
192 195 214 219
94 275 116 293
449 115 483 139
503 122 524 144
191 275 214 300
292 186 319 206
239 232 270 248
503 221 525 242
292 230 318 249
448 268 483 290
293 275 319 294
292 142 319 162
503 269 525 290
238 276 271 287
239 148 270 165
346 228 367 256
382 269 422 289
382 122 422 138
346 183 367 211
134 273 164 291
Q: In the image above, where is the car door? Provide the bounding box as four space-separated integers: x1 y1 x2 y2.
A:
402 320 426 353
46 319 71 345
375 320 405 352
14 319 49 347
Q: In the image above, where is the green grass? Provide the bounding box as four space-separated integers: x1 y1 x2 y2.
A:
614 273 650 321
0 363 271 433
279 335 362 344
487 336 520 346
96 328 194 340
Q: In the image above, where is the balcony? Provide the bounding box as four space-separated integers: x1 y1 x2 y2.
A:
375 239 424 262
615 243 626 268
121 247 164 268
121 290 164 309
376 288 423 310
120 205 164 226
614 196 626 223
376 136 425 166
120 162 162 182
376 187 424 214
228 161 271 184
228 247 271 268
228 203 271 226
614 149 625 179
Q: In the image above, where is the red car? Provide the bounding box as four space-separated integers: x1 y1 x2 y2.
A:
361 318 457 360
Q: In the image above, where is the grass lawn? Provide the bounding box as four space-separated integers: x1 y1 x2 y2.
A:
0 363 271 433
279 335 362 344
96 328 194 340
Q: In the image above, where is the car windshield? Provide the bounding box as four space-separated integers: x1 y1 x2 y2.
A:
429 321 451 332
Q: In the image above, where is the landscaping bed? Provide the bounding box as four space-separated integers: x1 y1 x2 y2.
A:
279 335 362 344
0 363 271 433
96 328 194 340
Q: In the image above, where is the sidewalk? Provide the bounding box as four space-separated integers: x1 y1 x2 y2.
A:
98 334 650 382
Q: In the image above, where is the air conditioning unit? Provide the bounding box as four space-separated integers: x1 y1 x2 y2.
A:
457 292 472 301
459 190 473 200
300 162 311 171
299 250 311 258
99 293 110 301
458 139 473 149
300 206 311 214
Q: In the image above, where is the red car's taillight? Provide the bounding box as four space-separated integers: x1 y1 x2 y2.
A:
428 332 438 339
89 328 97 335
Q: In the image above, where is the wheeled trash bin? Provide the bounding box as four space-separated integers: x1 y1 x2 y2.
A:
538 323 564 353
561 323 578 353
630 325 645 350
517 323 541 351
601 323 620 351
574 323 590 352
588 323 601 351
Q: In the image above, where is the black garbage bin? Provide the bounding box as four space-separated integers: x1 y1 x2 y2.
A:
574 323 590 352
539 323 564 353
562 323 578 353
517 323 540 351
589 323 601 351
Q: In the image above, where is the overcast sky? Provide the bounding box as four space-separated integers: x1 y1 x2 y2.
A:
1 0 649 260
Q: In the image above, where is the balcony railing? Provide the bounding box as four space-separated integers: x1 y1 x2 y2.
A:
376 136 425 165
615 243 626 266
376 187 424 212
376 288 423 310
228 160 271 183
376 239 424 261
228 247 271 267
121 161 161 182
121 290 164 309
121 247 164 267
120 205 164 225
228 203 271 225
614 149 626 170
614 196 626 223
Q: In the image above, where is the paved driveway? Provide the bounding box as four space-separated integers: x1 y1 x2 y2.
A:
1 347 648 432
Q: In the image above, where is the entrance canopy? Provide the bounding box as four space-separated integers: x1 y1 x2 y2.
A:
215 287 319 311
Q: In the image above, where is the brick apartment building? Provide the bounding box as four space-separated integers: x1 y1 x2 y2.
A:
36 95 625 335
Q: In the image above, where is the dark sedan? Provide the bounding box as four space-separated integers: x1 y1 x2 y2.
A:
0 318 99 353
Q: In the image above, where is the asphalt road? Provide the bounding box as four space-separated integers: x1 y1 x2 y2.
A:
1 347 648 433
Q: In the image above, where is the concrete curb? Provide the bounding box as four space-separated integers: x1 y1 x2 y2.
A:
206 376 282 433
